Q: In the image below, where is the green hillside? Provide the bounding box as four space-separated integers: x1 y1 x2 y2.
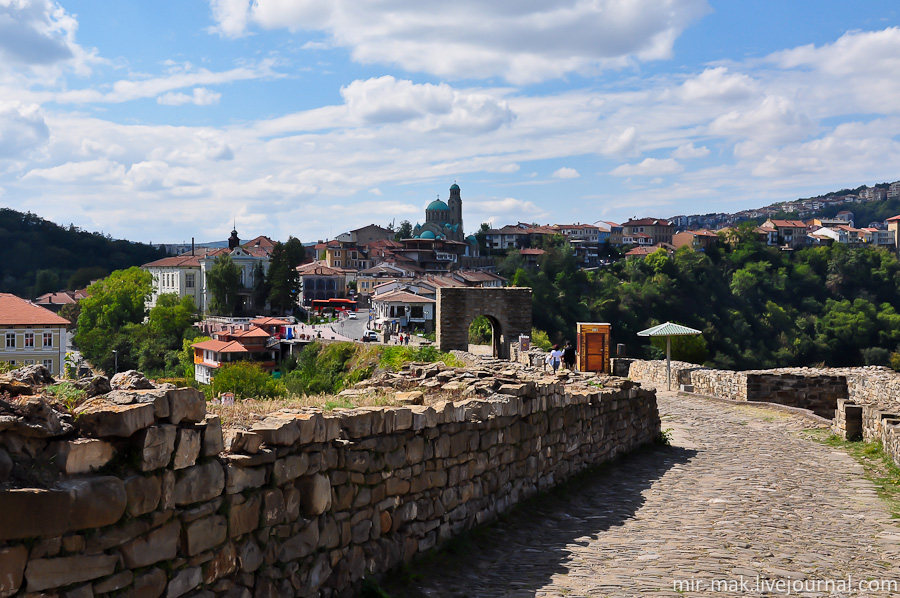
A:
0 208 165 299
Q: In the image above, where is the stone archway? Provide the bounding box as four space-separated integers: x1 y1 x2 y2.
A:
436 287 532 359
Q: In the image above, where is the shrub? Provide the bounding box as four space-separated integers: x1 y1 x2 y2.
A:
212 362 284 400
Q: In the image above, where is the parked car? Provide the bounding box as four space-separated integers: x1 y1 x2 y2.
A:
348 312 357 319
361 330 379 342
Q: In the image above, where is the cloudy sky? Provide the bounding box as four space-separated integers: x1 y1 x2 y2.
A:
3 1 900 244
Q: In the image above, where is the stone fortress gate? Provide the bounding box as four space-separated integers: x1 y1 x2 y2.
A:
436 287 532 358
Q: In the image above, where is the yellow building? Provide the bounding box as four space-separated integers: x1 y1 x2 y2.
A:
0 293 70 374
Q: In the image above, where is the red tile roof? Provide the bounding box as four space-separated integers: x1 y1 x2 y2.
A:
192 339 249 353
34 291 78 306
0 293 71 326
250 317 291 327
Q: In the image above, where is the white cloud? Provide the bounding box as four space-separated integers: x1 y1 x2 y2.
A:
340 76 513 134
0 101 49 158
157 87 222 106
467 196 547 226
679 67 758 103
709 95 813 145
672 143 709 159
24 158 125 182
611 158 683 176
208 0 711 83
552 167 579 179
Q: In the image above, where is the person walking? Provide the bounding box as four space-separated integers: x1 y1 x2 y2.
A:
563 341 576 371
549 344 563 374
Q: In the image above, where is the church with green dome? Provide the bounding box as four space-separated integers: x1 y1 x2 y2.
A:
412 183 467 243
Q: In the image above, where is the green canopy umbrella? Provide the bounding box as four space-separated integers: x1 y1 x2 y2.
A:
637 322 702 391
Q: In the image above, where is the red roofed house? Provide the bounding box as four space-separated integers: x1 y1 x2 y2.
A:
673 229 720 252
191 325 278 384
760 219 808 249
0 293 70 374
621 218 674 246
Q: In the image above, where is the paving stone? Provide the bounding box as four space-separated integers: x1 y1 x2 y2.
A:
389 392 900 597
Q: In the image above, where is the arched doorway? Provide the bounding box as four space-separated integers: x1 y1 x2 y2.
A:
436 287 532 359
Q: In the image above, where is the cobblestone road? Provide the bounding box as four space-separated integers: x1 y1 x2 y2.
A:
384 392 900 597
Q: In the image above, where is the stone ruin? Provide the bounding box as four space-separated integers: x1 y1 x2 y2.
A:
0 360 660 598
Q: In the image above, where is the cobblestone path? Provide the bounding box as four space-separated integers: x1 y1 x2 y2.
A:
384 392 900 597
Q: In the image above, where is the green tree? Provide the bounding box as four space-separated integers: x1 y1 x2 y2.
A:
207 255 241 316
394 220 413 241
266 237 306 314
252 262 268 310
34 269 60 297
213 362 283 400
74 267 152 373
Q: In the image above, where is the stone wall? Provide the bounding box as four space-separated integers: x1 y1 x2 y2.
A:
614 359 853 418
0 379 659 598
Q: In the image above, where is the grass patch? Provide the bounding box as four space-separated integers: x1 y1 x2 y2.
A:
377 345 464 371
805 429 900 517
45 382 87 411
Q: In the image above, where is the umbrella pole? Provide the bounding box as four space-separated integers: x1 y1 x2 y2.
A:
666 336 671 391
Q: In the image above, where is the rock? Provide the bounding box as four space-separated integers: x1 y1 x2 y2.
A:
228 495 261 538
224 465 266 494
105 389 170 418
203 542 237 584
0 448 12 483
136 424 178 471
93 570 133 594
110 370 154 390
8 364 55 386
172 428 201 470
25 554 118 592
251 418 300 446
277 524 319 562
183 515 227 556
72 375 111 398
124 475 162 517
167 388 206 425
223 430 262 454
120 521 181 568
48 438 115 474
0 396 70 438
75 398 155 438
0 545 28 598
395 391 424 405
173 462 225 506
132 568 167 598
272 454 309 485
166 567 201 598
0 376 33 397
199 415 224 457
296 474 331 516
237 539 263 573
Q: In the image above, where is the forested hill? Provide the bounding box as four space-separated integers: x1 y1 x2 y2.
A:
503 227 900 371
0 208 165 299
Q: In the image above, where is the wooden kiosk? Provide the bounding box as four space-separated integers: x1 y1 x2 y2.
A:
576 322 611 373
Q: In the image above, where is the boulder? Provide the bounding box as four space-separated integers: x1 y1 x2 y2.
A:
0 396 71 438
0 376 33 397
72 375 111 397
167 388 206 425
120 521 181 568
135 424 177 471
0 545 27 598
110 370 154 390
173 462 225 505
49 438 115 474
8 364 55 386
74 398 155 438
106 389 170 418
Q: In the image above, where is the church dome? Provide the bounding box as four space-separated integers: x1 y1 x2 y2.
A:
450 183 460 191
427 199 450 211
419 230 436 239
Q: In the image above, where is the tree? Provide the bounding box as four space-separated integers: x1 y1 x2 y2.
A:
394 221 413 241
266 237 306 314
207 255 241 316
74 267 152 373
252 262 268 311
212 362 283 400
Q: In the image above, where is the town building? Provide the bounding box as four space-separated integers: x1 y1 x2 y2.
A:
673 229 720 252
760 219 808 249
371 290 436 334
621 218 674 246
143 228 273 315
32 289 87 312
0 293 69 373
297 262 350 307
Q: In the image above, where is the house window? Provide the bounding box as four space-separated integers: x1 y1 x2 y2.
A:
42 359 53 373
24 332 34 347
43 332 52 347
410 306 424 319
24 359 35 366
334 250 341 257
186 274 195 288
5 332 13 348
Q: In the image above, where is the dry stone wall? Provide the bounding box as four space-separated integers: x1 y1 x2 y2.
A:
0 376 658 598
616 358 900 466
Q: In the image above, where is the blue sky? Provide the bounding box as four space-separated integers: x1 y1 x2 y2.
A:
2 1 900 244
